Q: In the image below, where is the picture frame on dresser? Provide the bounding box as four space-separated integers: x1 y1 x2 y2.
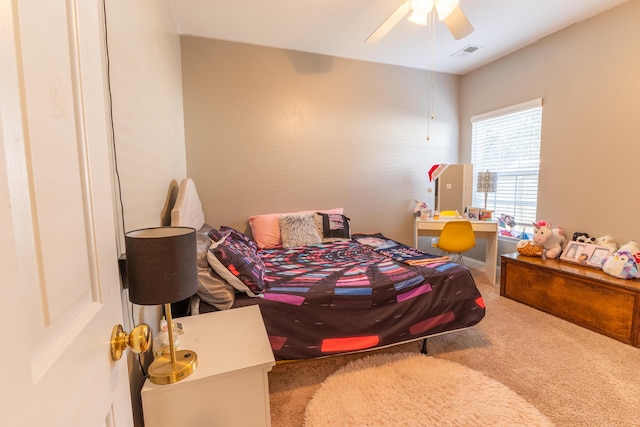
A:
560 242 612 269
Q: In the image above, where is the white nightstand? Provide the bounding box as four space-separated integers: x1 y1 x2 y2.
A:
141 305 276 427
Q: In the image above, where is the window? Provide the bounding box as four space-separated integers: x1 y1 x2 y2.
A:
471 99 542 237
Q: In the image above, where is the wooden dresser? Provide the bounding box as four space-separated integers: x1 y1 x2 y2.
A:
500 252 640 347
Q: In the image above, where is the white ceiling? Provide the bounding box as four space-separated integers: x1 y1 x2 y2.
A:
169 0 628 75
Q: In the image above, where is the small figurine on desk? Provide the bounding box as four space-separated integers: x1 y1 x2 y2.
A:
413 200 431 219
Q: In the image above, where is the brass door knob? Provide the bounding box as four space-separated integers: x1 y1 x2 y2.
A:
110 323 151 361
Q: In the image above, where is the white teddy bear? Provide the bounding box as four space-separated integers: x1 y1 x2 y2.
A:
595 235 618 253
619 240 640 254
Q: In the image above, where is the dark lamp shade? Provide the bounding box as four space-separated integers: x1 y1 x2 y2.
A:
125 226 198 306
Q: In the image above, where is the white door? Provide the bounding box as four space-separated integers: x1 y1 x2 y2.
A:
0 1 132 426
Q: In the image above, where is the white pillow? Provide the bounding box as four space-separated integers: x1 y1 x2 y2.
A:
171 178 205 230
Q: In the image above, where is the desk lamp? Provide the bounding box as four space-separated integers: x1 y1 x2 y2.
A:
126 226 198 385
477 171 497 210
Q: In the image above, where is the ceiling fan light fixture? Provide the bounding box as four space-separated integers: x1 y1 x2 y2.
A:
435 0 459 21
408 12 429 26
366 0 473 44
410 0 435 15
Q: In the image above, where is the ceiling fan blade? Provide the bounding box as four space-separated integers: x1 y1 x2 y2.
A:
365 0 412 44
442 5 474 40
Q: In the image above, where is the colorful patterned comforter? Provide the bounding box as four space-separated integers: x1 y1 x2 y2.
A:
232 237 485 360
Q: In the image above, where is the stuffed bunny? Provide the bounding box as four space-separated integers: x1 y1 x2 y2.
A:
532 220 566 259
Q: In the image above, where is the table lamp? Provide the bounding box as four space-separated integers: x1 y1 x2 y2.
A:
477 171 497 209
125 226 199 385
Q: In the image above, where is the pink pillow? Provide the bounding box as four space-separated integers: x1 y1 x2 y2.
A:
249 208 343 249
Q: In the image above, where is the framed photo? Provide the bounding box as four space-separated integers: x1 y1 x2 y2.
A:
560 242 613 269
466 206 479 220
479 209 493 221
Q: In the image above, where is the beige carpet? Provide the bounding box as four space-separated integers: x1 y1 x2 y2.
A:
269 264 640 426
303 352 553 426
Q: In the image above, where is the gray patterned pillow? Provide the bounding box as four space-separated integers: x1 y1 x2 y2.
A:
279 214 322 248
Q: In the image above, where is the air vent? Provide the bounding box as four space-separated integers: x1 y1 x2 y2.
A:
452 45 482 58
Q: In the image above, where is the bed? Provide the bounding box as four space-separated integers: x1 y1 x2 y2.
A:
171 178 485 361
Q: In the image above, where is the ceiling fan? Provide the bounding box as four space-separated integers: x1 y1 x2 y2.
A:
366 0 474 43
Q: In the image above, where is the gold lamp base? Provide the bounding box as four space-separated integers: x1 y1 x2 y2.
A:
148 349 198 385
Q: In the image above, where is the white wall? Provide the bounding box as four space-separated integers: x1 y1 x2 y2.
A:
459 1 640 246
105 1 186 426
180 37 461 246
107 0 187 233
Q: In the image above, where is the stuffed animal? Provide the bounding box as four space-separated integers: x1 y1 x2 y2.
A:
619 240 640 254
572 232 596 245
595 235 618 253
532 220 567 259
413 200 430 218
517 240 543 257
602 244 640 280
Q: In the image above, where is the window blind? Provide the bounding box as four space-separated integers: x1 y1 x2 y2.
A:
471 99 542 226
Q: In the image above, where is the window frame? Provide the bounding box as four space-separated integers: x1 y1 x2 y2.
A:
470 98 543 238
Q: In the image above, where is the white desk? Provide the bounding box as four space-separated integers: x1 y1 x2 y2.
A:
414 218 498 284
